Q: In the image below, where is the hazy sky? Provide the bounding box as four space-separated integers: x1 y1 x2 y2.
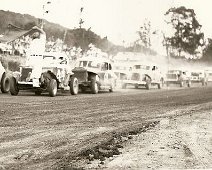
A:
1 0 212 46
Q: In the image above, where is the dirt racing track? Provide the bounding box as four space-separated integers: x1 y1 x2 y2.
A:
0 85 212 169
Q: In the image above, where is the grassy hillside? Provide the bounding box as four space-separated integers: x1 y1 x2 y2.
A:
0 10 120 54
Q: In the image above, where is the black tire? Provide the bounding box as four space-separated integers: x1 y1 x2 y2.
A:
35 90 42 95
91 79 98 94
146 82 151 90
1 72 10 93
70 77 79 95
80 86 87 93
9 77 19 95
180 81 183 87
187 81 191 88
145 77 151 90
157 82 162 89
201 79 205 86
109 81 115 92
161 78 164 87
48 79 57 97
135 84 139 89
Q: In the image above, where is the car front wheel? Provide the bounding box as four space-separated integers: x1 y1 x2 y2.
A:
91 79 99 94
1 72 10 93
9 77 19 95
48 79 57 97
70 77 79 95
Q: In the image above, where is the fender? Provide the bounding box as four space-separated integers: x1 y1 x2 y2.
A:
144 74 152 82
42 71 59 88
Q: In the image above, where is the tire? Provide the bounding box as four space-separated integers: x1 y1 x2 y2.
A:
109 81 115 92
145 77 151 90
201 80 205 86
48 79 57 97
146 82 151 90
9 77 19 95
35 90 42 95
135 84 139 89
91 79 98 94
1 72 10 93
157 82 162 89
180 81 183 87
161 78 164 87
187 81 191 88
70 77 79 95
81 86 87 93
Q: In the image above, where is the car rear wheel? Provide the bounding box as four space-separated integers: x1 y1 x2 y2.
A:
81 86 87 93
109 81 115 92
180 81 184 87
157 81 162 89
9 77 19 95
91 79 98 94
35 90 42 95
202 79 206 86
1 72 10 93
187 81 191 87
70 77 79 95
145 77 151 90
48 79 57 97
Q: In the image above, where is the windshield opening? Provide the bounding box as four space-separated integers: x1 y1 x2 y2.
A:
88 61 101 68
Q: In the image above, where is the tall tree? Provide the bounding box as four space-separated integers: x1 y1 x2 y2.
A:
165 6 204 58
137 19 151 48
202 38 212 61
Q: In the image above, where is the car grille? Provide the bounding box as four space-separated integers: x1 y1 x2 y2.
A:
131 73 140 81
166 74 177 79
120 73 127 80
73 71 87 82
20 68 32 81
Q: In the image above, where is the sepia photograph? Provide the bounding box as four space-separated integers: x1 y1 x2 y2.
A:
0 0 212 169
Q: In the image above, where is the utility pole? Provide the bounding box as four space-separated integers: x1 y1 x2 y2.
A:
162 32 170 71
41 1 51 29
79 1 85 50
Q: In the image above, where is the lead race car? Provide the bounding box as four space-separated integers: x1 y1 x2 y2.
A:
0 61 10 93
9 52 79 97
72 56 117 94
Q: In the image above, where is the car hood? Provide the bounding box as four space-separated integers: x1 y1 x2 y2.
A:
72 67 99 74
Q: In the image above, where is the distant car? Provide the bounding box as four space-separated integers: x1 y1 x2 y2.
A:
122 63 164 90
113 65 131 88
165 70 191 87
205 70 212 82
190 70 207 86
9 52 78 97
72 56 117 94
0 61 10 93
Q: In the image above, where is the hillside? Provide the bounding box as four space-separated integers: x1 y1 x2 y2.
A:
0 10 121 54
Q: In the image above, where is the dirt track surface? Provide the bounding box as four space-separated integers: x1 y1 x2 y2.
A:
0 86 212 169
86 108 212 169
